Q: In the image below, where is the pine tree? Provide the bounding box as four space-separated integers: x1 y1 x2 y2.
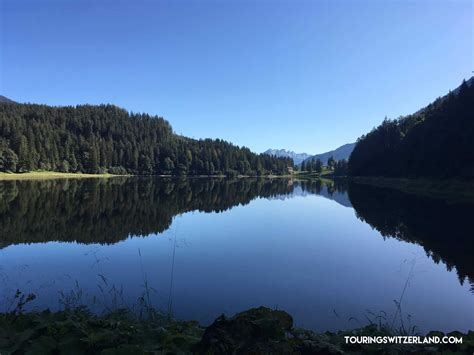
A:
315 159 323 174
327 156 335 170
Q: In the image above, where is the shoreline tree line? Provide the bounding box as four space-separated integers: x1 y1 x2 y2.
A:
299 156 349 176
0 103 293 176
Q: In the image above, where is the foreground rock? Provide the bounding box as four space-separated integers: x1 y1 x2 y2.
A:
194 306 341 354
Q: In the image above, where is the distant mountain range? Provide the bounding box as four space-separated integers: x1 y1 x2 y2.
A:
263 149 312 165
264 143 355 165
302 143 355 165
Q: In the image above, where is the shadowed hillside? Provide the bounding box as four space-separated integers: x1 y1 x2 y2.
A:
349 78 474 179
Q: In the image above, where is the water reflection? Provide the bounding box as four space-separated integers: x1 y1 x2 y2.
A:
348 182 474 291
0 177 473 331
0 178 474 292
0 177 473 292
0 178 294 246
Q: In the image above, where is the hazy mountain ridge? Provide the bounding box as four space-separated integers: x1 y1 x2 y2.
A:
302 143 355 165
0 95 16 104
263 149 312 164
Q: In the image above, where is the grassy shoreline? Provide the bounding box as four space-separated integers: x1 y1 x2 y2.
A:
1 306 471 354
353 176 474 202
292 168 335 179
291 172 474 203
0 171 126 180
3 172 473 204
0 171 297 181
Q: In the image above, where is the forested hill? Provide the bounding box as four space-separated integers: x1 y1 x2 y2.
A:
349 78 474 179
0 102 292 175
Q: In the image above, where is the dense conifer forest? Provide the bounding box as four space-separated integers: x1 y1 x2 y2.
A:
349 78 474 179
0 103 292 176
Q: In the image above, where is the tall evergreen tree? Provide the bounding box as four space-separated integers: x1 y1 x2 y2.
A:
315 159 323 174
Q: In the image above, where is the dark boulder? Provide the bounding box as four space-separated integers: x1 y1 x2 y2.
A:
194 307 294 354
193 306 343 354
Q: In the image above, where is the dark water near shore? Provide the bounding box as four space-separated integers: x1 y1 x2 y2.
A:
0 177 473 332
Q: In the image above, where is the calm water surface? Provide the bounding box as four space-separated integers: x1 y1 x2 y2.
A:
0 177 472 332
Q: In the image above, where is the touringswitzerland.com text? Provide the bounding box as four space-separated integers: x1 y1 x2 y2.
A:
344 335 463 345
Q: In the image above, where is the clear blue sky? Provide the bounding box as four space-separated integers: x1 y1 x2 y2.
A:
1 0 472 154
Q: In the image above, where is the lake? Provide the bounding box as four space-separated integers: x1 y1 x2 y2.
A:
0 177 472 333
